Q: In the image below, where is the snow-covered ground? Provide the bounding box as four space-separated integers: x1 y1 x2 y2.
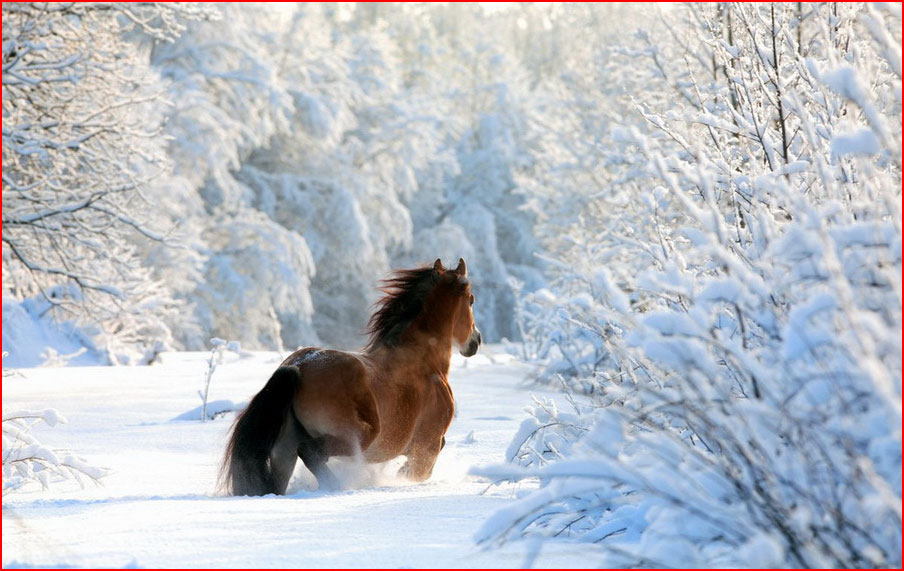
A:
3 346 587 568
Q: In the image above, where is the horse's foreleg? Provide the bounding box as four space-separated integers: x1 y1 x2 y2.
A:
400 437 444 482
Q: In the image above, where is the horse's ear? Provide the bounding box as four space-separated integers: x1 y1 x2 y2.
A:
456 258 467 276
433 258 443 272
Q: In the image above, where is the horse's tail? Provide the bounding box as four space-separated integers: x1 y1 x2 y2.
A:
220 366 301 496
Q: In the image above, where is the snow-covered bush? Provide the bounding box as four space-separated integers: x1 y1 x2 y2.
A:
482 4 901 567
2 409 106 494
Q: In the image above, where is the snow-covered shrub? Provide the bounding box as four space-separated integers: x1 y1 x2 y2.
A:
3 409 106 494
482 4 901 567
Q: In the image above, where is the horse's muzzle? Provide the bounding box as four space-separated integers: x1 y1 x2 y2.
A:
460 329 481 357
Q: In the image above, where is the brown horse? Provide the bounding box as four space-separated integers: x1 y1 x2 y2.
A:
221 258 481 495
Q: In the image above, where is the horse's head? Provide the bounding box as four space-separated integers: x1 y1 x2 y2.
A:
434 257 481 357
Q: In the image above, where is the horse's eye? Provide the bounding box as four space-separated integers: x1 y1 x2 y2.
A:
469 294 475 306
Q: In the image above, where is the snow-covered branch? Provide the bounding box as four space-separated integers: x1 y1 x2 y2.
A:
2 409 108 495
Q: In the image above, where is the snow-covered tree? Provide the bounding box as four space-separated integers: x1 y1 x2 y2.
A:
239 5 416 347
146 3 558 350
388 4 552 342
2 3 211 364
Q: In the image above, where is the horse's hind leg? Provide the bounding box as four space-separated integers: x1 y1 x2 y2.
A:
296 427 340 491
268 411 302 494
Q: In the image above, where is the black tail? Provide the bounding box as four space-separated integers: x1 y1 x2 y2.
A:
220 366 301 496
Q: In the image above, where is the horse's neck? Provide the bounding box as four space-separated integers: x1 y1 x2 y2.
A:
419 341 453 379
367 297 458 379
409 296 457 377
369 334 453 381
412 322 455 377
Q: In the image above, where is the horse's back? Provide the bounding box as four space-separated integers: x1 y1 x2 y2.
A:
282 346 360 370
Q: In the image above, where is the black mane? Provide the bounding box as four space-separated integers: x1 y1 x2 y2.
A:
365 266 440 350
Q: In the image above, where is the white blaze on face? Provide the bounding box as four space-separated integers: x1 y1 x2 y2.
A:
455 327 481 357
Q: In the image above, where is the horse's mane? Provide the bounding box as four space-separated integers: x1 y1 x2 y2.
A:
366 266 441 350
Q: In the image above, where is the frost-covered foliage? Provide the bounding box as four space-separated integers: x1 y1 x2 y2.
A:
3 4 557 362
142 3 562 351
1 3 212 364
2 409 106 494
484 3 902 567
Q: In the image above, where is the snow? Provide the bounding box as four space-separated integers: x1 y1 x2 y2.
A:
831 128 880 158
2 409 65 427
2 297 106 368
171 399 242 422
2 346 589 568
781 292 837 359
813 64 865 101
